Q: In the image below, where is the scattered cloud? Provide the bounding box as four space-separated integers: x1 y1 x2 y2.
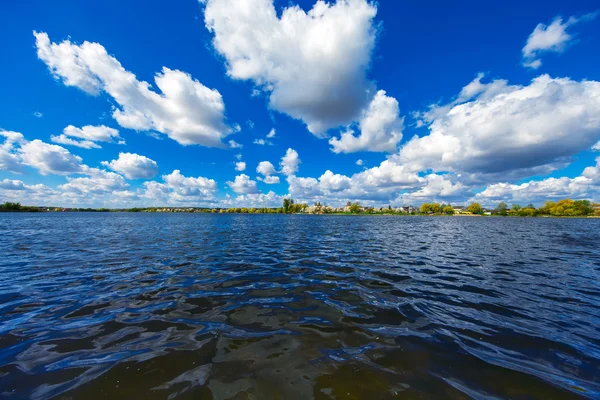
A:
397 74 600 181
475 157 600 205
235 161 246 171
227 174 259 194
20 139 84 175
229 140 243 149
256 161 277 177
253 138 272 146
60 168 129 194
259 175 280 184
35 31 234 147
280 148 300 176
522 12 598 69
101 152 159 179
33 111 43 118
203 0 378 135
329 90 404 153
356 159 363 166
50 135 101 149
266 128 276 138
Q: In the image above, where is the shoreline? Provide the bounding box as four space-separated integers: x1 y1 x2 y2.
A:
1 210 598 219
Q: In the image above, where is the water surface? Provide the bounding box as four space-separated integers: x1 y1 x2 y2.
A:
1 213 599 399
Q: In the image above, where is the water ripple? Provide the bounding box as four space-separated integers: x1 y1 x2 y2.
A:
0 213 599 399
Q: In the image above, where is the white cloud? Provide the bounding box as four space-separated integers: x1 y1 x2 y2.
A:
235 161 247 171
226 190 285 207
101 152 159 179
203 0 378 135
593 141 600 151
33 112 43 118
35 31 233 147
229 140 243 149
256 161 277 176
280 148 300 176
266 128 276 138
356 159 363 166
0 131 26 173
288 159 423 204
475 157 600 205
60 168 129 194
259 175 280 184
20 139 83 175
227 174 259 194
393 174 468 205
0 179 27 190
522 13 598 69
142 170 218 205
329 90 404 153
50 134 101 149
398 75 600 180
163 170 217 197
63 125 121 142
235 153 243 160
253 138 272 146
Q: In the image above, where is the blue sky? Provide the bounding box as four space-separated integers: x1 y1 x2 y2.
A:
1 0 600 208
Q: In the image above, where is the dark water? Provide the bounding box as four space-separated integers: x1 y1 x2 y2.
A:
1 214 599 399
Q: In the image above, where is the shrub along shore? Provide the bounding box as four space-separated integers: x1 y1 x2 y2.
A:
1 199 599 217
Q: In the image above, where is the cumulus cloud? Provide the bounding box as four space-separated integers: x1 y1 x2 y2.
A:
101 152 159 179
0 131 26 173
60 168 129 194
0 179 27 190
259 175 280 184
593 141 600 151
397 74 600 180
475 157 600 205
226 190 285 207
20 139 84 175
280 148 300 176
235 161 246 171
35 31 233 147
163 170 217 197
51 125 123 149
356 159 363 166
227 174 259 194
329 90 403 153
288 159 423 204
393 174 468 205
203 0 378 135
522 12 598 69
266 128 276 138
256 161 277 177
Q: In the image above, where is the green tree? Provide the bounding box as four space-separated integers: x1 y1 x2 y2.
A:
443 205 455 215
283 198 295 214
349 202 361 213
467 202 483 215
496 202 508 216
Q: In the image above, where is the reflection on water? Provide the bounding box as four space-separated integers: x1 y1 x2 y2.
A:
0 213 599 399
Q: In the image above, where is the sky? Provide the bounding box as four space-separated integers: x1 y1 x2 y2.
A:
1 0 600 208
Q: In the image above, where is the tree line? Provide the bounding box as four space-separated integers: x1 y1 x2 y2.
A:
1 199 598 216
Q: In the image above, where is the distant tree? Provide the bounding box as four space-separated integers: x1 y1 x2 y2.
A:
443 205 455 215
496 202 508 216
349 202 361 213
283 198 295 214
467 202 483 215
